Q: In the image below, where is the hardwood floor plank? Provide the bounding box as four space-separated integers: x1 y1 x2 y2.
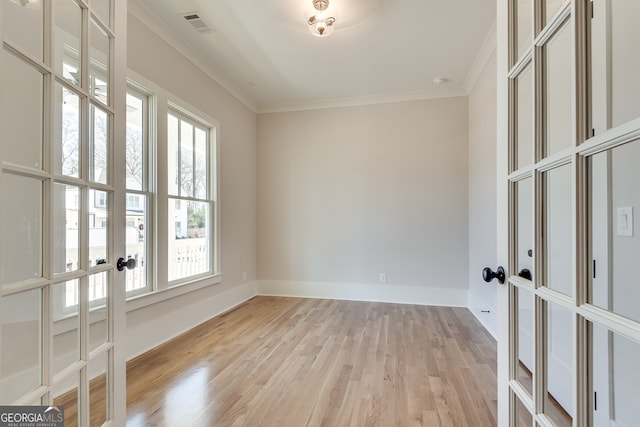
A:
117 297 498 426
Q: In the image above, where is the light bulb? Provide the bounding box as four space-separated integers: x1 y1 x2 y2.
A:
305 0 337 37
308 15 335 37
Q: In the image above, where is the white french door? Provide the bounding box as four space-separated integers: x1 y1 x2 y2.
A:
496 0 640 426
0 0 127 425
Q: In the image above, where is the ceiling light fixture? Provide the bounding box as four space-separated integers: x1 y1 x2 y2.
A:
433 77 449 86
8 0 39 8
307 0 336 37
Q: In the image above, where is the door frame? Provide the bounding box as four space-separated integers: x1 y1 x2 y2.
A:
112 0 127 424
497 0 511 425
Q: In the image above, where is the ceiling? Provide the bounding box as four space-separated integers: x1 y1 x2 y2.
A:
130 0 496 113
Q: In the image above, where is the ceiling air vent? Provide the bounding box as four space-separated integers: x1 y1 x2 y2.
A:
183 12 214 34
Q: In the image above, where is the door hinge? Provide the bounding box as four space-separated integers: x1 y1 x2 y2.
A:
594 391 598 411
591 1 594 19
592 128 596 137
593 259 597 279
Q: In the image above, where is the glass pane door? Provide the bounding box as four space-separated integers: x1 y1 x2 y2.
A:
0 0 126 424
501 0 640 426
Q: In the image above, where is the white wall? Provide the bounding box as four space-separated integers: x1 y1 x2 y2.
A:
467 49 498 337
608 140 640 427
123 14 258 359
610 0 640 129
256 98 470 306
610 141 640 322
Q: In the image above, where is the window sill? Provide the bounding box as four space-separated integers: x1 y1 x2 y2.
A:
53 273 223 335
126 273 223 313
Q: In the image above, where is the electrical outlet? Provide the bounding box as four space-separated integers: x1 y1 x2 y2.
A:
242 272 247 282
379 273 387 283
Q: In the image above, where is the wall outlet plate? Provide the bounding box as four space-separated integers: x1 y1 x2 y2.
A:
379 273 387 283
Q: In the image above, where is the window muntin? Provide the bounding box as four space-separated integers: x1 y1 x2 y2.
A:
167 111 213 284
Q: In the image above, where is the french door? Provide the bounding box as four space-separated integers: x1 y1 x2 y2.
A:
0 0 127 425
496 0 640 426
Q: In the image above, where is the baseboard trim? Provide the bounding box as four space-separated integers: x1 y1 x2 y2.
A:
468 305 497 340
257 280 468 307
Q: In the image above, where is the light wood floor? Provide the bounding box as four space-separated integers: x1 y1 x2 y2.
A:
124 296 497 426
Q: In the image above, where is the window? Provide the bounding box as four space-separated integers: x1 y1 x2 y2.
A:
127 194 141 209
125 85 152 295
94 191 107 208
167 110 214 283
59 77 220 310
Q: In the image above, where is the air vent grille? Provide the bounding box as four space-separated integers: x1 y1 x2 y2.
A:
183 12 213 34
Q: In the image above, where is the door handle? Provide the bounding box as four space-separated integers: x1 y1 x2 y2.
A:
117 257 137 272
518 268 532 280
482 266 505 284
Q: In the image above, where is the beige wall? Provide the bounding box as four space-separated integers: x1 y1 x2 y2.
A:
125 15 258 358
257 98 469 303
467 49 498 336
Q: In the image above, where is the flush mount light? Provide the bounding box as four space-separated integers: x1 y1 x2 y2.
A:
433 77 449 86
307 0 336 37
8 0 39 8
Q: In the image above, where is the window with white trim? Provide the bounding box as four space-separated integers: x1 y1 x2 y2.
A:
167 110 214 283
125 85 153 296
61 79 219 308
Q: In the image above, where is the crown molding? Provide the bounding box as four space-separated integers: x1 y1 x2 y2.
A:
463 19 497 95
128 0 258 113
129 1 494 116
257 87 468 114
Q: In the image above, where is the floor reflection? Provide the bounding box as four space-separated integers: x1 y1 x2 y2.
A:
164 365 210 426
125 412 149 427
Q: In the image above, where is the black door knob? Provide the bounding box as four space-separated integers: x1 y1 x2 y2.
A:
482 266 505 284
117 257 137 272
518 268 532 280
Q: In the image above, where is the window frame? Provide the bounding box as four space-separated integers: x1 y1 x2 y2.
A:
123 72 221 308
59 72 222 313
123 82 154 298
166 105 217 287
